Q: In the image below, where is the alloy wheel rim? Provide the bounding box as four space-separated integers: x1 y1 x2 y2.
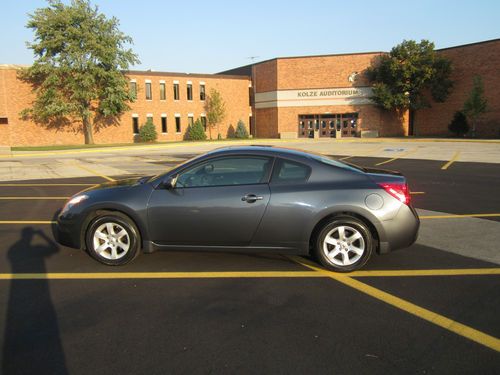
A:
93 222 130 260
322 225 365 266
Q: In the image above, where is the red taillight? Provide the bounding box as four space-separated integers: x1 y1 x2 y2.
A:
378 182 411 205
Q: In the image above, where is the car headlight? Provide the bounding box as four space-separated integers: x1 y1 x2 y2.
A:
61 194 89 214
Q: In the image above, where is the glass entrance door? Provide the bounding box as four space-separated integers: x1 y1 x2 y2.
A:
298 113 358 138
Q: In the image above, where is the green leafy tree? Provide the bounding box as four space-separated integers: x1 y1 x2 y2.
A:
18 0 140 144
367 40 453 131
139 118 157 142
205 88 226 140
448 111 469 137
235 119 249 139
186 118 207 141
463 75 488 137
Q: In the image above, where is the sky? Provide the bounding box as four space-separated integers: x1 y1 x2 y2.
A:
1 0 499 74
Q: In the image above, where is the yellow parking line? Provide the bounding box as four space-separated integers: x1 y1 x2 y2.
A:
0 197 69 200
410 191 425 195
0 271 324 280
349 268 500 277
441 151 461 170
287 256 500 352
420 213 500 219
339 146 382 161
0 183 94 187
0 221 56 224
375 148 417 166
73 163 115 182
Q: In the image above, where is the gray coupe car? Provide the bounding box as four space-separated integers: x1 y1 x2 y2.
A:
56 146 419 272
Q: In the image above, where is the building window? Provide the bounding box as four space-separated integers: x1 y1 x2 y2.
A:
175 116 181 133
188 115 194 127
200 84 206 100
249 86 253 106
201 116 207 131
161 116 167 133
145 82 152 100
249 116 253 135
132 117 139 134
160 82 166 100
0 117 8 125
187 83 193 100
129 81 137 99
173 83 179 100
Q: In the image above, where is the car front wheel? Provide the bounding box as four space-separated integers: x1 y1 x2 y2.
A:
314 216 373 272
85 213 141 266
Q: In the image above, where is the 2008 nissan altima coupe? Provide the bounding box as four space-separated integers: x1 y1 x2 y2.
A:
56 146 419 272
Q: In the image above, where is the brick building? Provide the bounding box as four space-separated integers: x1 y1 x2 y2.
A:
0 38 499 146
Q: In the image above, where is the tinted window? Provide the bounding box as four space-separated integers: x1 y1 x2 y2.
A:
177 157 271 188
272 159 311 183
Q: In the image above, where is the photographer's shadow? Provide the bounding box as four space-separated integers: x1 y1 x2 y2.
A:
2 227 68 375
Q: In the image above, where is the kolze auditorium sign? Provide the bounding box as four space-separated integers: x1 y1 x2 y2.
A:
255 87 373 108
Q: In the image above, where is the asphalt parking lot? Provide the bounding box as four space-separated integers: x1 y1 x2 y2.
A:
0 153 499 374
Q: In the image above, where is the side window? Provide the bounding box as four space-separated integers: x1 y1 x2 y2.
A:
272 159 311 184
177 157 271 188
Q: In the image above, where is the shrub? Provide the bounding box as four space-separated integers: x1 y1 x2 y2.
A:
448 111 469 137
234 120 249 139
139 118 158 142
186 118 207 140
227 124 235 138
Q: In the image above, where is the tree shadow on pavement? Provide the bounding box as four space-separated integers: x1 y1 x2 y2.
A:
2 227 68 375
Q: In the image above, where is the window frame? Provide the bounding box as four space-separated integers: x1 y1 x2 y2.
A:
145 81 152 100
159 82 166 100
174 155 275 189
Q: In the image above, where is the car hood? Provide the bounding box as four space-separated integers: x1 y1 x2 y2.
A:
82 176 151 193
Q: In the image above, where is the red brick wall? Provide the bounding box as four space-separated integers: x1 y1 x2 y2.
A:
0 67 251 146
414 39 500 137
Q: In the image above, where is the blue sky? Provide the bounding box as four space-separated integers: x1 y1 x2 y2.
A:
1 0 499 73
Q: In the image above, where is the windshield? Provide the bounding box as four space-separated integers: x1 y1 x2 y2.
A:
308 153 365 173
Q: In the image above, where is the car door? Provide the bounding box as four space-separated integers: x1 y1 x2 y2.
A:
147 155 273 247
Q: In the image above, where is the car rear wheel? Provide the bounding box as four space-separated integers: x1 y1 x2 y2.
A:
314 216 373 272
85 213 140 266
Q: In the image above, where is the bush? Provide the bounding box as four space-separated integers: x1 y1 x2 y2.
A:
186 118 207 141
234 120 249 139
139 118 158 142
227 124 235 138
448 111 469 136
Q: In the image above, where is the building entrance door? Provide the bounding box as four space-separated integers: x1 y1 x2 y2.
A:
298 113 358 138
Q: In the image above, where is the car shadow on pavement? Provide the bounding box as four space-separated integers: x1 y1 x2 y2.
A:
2 226 68 375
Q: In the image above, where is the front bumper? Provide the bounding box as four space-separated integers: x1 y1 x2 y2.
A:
55 214 83 249
376 204 420 254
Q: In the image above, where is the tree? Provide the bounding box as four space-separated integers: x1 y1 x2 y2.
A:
205 88 226 140
18 0 139 144
139 118 157 142
463 75 488 137
367 40 453 132
186 118 207 141
448 111 469 137
235 119 249 139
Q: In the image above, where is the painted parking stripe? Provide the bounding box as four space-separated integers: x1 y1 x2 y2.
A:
0 183 94 187
287 256 500 352
72 163 115 182
0 197 69 200
0 221 56 224
420 213 500 219
441 151 461 170
0 271 324 280
410 191 425 195
338 146 383 161
349 268 500 277
375 148 418 166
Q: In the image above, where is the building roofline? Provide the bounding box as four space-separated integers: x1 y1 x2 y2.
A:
124 70 250 80
436 37 500 51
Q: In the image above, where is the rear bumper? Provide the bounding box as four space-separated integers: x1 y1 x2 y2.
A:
376 204 420 254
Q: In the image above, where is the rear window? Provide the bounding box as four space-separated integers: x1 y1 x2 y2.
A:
308 154 364 173
272 159 311 184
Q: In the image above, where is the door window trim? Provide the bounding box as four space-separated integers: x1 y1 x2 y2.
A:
172 155 275 189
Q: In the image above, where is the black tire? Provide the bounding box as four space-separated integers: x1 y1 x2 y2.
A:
85 212 141 266
313 216 373 272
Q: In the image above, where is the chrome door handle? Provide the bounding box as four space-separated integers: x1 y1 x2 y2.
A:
241 194 263 203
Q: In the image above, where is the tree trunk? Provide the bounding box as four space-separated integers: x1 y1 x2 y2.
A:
83 115 94 144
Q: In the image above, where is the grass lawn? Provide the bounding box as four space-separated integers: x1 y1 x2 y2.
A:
11 138 248 152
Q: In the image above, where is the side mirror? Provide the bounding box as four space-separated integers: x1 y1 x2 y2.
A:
162 175 178 189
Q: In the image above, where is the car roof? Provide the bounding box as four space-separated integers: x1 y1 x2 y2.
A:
206 145 315 159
